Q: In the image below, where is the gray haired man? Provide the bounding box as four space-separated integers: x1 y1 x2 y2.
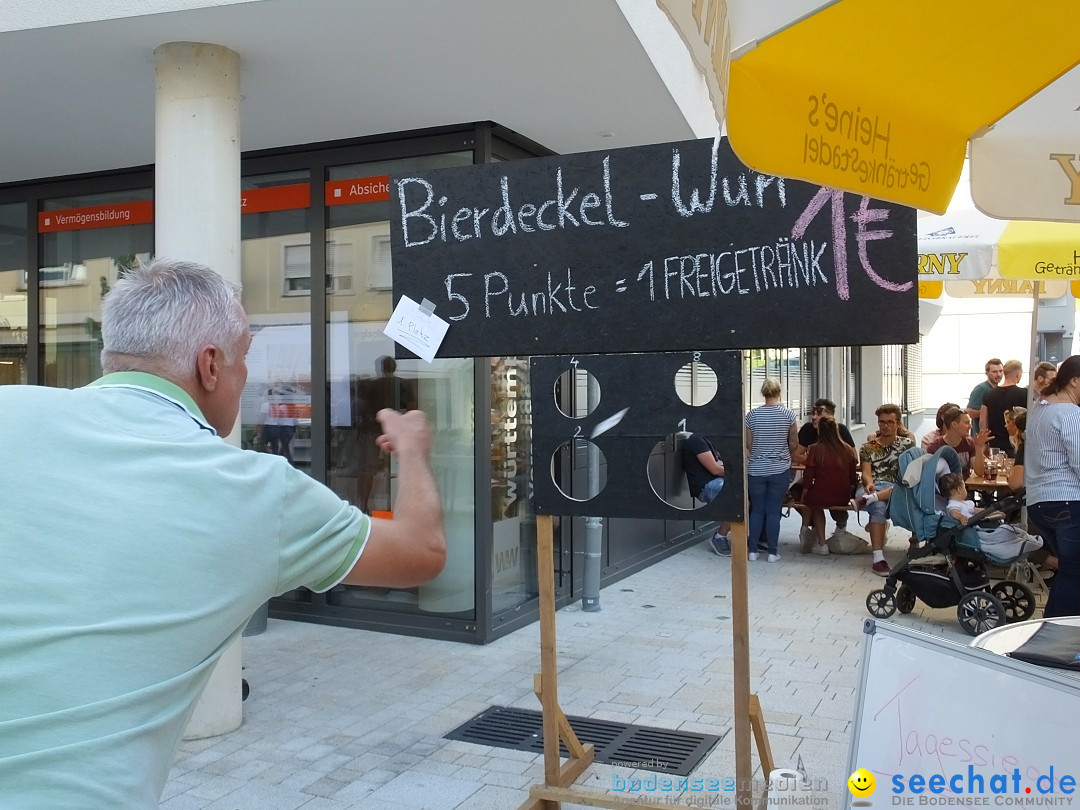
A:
0 258 446 807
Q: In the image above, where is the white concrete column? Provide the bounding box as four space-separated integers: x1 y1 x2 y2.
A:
154 41 241 279
183 636 243 740
154 41 244 740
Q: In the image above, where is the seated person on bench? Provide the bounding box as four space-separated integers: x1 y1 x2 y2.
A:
852 404 915 576
798 417 858 556
682 432 732 557
924 405 988 480
793 398 856 551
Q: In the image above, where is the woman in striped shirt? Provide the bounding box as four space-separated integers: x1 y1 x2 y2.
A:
744 378 798 562
1025 354 1080 618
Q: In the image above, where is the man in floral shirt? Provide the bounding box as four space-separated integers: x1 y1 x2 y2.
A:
852 404 915 576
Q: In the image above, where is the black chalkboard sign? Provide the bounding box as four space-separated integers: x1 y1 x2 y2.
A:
388 137 917 359
531 351 743 521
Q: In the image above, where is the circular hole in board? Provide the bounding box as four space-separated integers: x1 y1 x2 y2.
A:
674 361 718 407
554 367 600 419
647 433 707 511
550 438 607 501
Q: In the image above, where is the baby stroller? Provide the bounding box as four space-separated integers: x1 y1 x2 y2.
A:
865 445 1039 636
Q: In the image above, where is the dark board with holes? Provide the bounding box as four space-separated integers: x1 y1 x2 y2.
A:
531 351 743 520
388 136 917 359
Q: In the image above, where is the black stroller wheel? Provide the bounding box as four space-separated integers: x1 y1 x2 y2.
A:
866 589 897 619
956 591 1007 637
990 581 1037 623
896 585 916 614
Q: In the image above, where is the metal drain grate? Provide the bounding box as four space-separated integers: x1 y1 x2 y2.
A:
444 706 721 776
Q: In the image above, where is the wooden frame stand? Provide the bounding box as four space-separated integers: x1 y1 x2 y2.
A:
517 515 773 809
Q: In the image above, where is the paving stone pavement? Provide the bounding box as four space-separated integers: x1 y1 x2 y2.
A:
165 514 979 809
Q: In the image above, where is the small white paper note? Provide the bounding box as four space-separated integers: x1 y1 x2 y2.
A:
383 295 449 363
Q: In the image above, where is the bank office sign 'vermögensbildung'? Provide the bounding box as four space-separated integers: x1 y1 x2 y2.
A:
386 137 918 359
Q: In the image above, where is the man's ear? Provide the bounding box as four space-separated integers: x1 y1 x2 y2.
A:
194 345 222 393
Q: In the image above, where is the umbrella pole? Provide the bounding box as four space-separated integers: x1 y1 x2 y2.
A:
1029 283 1039 394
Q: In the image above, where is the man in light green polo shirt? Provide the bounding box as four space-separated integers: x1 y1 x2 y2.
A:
0 259 446 809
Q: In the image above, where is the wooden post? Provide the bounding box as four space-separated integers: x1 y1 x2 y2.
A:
730 520 752 805
533 674 593 785
519 511 772 809
517 514 675 810
749 694 774 776
537 514 561 788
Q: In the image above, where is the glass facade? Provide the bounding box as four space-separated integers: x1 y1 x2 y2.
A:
0 203 28 385
0 123 728 644
239 171 313 473
746 347 813 413
490 357 538 615
39 190 153 387
880 342 922 418
321 154 477 617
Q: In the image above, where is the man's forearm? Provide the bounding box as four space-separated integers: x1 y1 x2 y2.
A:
343 410 447 588
860 463 874 491
392 449 446 562
972 447 986 476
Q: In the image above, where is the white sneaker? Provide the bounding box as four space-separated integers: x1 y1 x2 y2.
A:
748 552 759 561
799 527 814 554
811 544 830 556
767 554 781 563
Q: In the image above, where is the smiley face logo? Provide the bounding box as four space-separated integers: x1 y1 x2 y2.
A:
848 768 876 798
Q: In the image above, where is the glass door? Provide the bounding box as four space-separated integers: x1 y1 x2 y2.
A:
322 155 478 618
238 171 313 474
0 204 28 385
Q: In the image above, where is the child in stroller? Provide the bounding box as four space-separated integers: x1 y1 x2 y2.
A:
866 445 1041 636
940 473 1042 562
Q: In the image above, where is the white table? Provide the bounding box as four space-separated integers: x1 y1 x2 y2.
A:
971 616 1080 660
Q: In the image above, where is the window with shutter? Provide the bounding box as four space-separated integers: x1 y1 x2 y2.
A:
282 243 311 294
368 233 393 290
282 241 356 295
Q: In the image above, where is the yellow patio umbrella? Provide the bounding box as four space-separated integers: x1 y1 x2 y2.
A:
919 164 1080 294
919 215 1080 301
724 0 1080 216
918 164 1080 375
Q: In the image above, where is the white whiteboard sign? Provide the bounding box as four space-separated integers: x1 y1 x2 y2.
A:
847 621 1080 808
